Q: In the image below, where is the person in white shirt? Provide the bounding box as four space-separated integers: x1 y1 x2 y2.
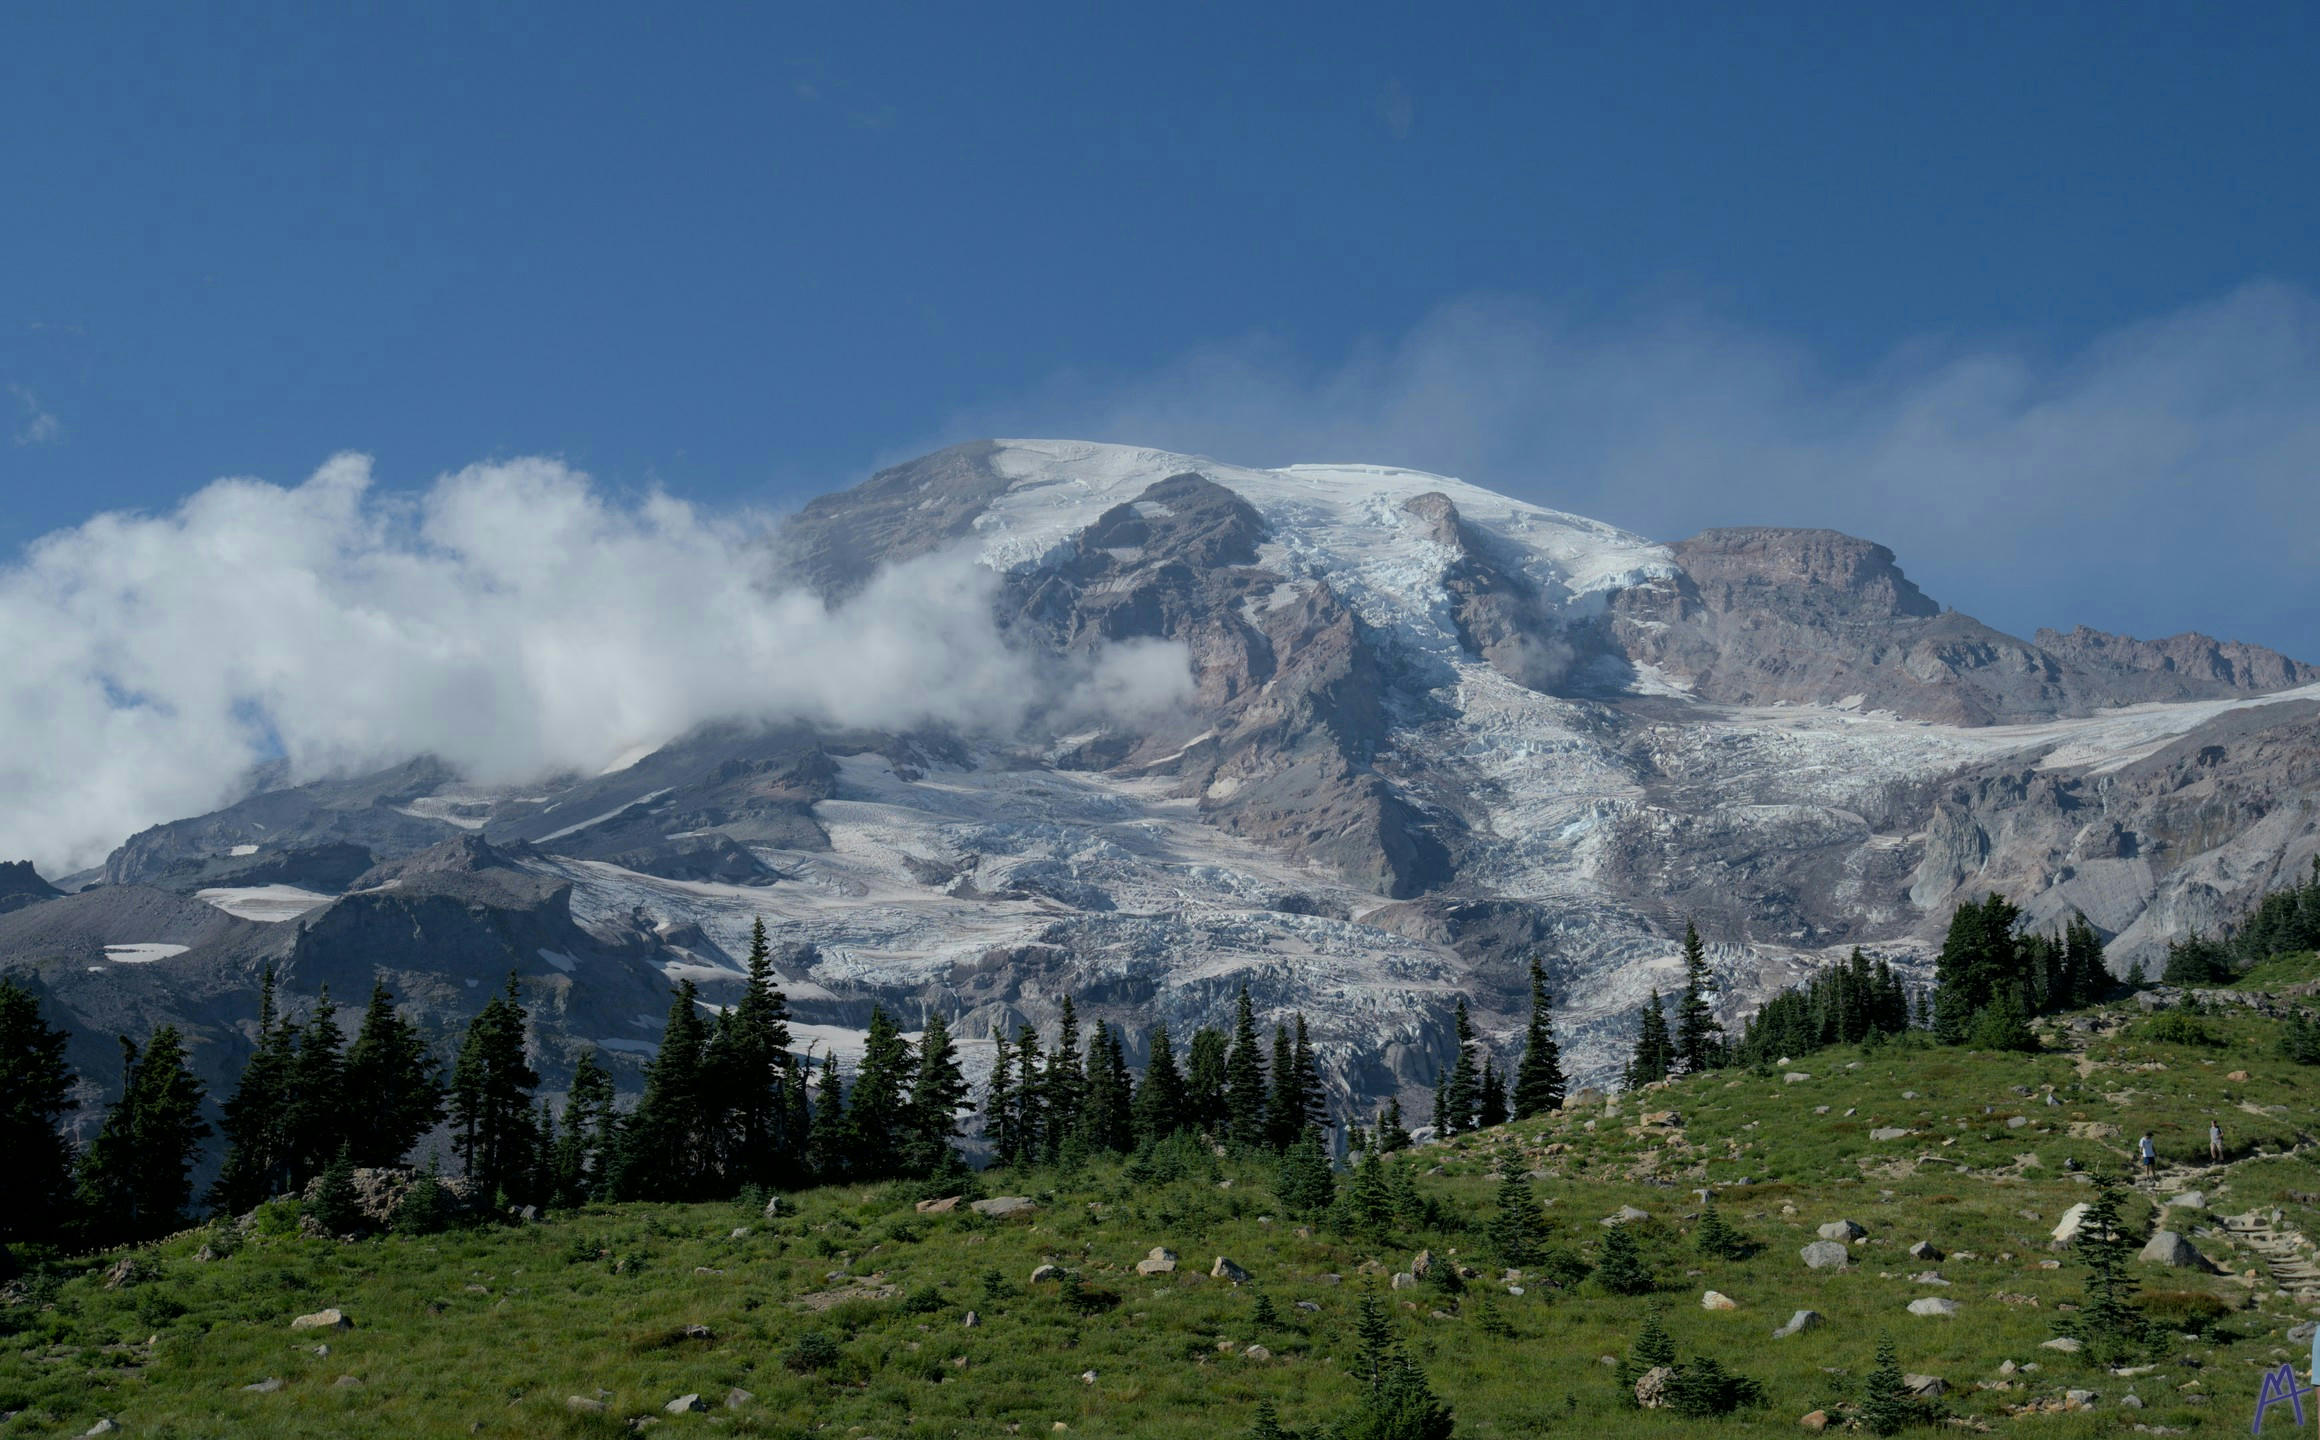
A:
2209 1120 2223 1164
2139 1132 2157 1179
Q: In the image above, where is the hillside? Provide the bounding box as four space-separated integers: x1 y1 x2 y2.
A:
6 991 2316 1439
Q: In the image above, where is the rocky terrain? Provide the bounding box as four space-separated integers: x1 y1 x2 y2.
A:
6 439 2317 1130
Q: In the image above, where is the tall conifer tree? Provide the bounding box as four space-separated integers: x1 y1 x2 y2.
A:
1131 1021 1186 1142
709 917 796 1187
211 969 298 1211
1184 1025 1229 1137
77 1027 210 1243
1440 999 1481 1135
847 1005 915 1179
807 1052 848 1182
1265 1022 1300 1150
1673 921 1725 1074
610 979 712 1200
340 982 444 1168
1224 986 1270 1149
1511 958 1567 1120
0 979 77 1249
449 973 541 1204
1041 998 1085 1155
909 1010 969 1172
1626 989 1674 1090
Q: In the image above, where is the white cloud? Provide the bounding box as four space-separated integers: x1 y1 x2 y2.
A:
0 456 1190 876
965 282 2320 659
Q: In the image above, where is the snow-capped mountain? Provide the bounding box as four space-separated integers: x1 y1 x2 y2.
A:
9 439 2318 1127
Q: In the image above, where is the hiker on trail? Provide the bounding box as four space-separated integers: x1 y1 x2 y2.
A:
2139 1132 2158 1179
2209 1120 2224 1164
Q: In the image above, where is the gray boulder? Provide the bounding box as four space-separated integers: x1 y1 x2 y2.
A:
1801 1242 1851 1270
666 1394 707 1415
972 1196 1037 1218
1903 1375 1946 1398
1772 1309 1824 1339
1212 1257 1252 1283
1907 1297 1958 1317
1908 1240 1943 1261
1135 1247 1178 1276
1817 1220 1866 1242
2137 1230 2213 1270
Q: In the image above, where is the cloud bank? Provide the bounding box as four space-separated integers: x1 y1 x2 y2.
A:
0 456 1190 875
971 282 2320 660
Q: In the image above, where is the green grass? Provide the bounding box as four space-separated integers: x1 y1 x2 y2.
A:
5 998 2316 1439
2233 951 2320 990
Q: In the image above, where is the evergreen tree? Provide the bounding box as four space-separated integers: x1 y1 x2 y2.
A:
1428 1070 1448 1135
1673 921 1724 1074
308 1146 361 1235
210 969 299 1211
782 1054 814 1172
1693 1197 1750 1259
709 917 796 1188
1859 1332 1916 1436
1290 1014 1328 1137
1266 1023 1300 1150
1625 990 1674 1090
807 1052 848 1182
909 1010 971 1173
1439 1000 1480 1135
1375 1095 1412 1153
609 979 713 1200
2063 913 2109 1006
340 982 444 1169
284 988 349 1191
847 1005 917 1180
1042 998 1086 1156
1615 1308 1679 1395
1225 986 1270 1149
984 1028 1019 1163
549 1049 616 1204
1484 1155 1548 1269
1276 1126 1336 1214
1476 1057 1508 1129
1008 1024 1047 1163
2063 1172 2149 1363
1184 1024 1230 1137
1933 894 2023 1042
1077 1020 1134 1154
1344 1146 1395 1237
0 979 77 1249
1966 991 2039 1052
1510 958 1566 1120
448 973 541 1205
1132 1021 1186 1142
77 1027 210 1243
1343 1291 1454 1440
1594 1222 1652 1295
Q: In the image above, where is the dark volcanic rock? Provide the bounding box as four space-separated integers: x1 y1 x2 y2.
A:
0 860 64 914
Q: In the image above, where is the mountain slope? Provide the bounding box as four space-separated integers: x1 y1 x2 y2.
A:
8 438 2318 1124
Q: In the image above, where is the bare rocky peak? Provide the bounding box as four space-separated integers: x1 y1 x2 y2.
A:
1671 527 1942 621
0 859 64 914
779 440 1013 598
2033 625 2319 693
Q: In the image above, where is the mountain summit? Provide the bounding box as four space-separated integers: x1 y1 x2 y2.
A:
8 440 2317 1122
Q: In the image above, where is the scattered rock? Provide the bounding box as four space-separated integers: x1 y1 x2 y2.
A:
82 1421 118 1436
1079 1370 1098 1385
962 1310 979 1327
1212 1257 1252 1283
290 1309 350 1331
332 1376 362 1388
2040 1337 2083 1354
2227 1071 2250 1082
728 1227 750 1239
567 1397 607 1414
2137 1230 2213 1270
1903 1375 1946 1398
1801 1242 1852 1270
1030 1264 1063 1285
681 1324 714 1340
242 1378 283 1393
1702 1290 1739 1311
1870 1127 1911 1141
1800 1410 1830 1432
2065 1389 2098 1409
2051 1203 2090 1245
1773 1310 1824 1339
100 1259 140 1290
1635 1365 1675 1409
1784 1072 1812 1084
1296 1300 1322 1313
1602 1206 1651 1226
1911 1271 1951 1286
1391 1272 1418 1290
666 1394 707 1415
1411 1249 1436 1279
1909 1240 1944 1261
1907 1297 1958 1317
1244 1345 1271 1360
2162 1192 2205 1211
971 1196 1037 1218
916 1195 961 1213
1818 1220 1867 1242
762 1196 784 1218
1135 1247 1178 1276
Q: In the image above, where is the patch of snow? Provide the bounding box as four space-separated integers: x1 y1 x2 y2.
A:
537 948 578 973
228 843 260 857
104 943 189 964
536 788 673 843
196 884 336 922
395 794 494 830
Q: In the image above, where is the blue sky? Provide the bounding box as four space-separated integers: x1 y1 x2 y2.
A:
5 2 2319 652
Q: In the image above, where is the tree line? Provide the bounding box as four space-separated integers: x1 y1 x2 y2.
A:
1 935 1578 1258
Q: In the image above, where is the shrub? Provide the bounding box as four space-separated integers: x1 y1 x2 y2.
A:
390 1173 449 1236
307 1150 361 1237
1665 1356 1765 1418
2280 1014 2320 1065
782 1331 842 1373
1693 1199 1752 1260
897 1283 946 1315
2140 1288 2233 1335
2138 1013 2219 1047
